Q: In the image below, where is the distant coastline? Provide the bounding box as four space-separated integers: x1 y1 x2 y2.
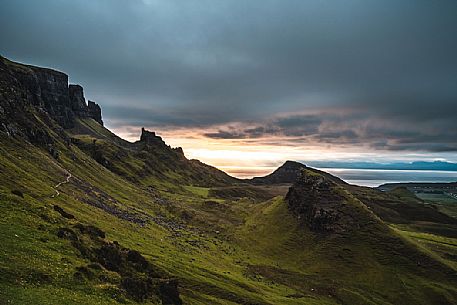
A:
306 161 457 172
318 168 457 187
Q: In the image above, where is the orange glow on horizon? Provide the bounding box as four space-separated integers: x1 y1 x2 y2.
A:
110 124 409 178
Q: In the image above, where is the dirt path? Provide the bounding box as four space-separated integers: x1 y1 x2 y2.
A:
51 171 72 198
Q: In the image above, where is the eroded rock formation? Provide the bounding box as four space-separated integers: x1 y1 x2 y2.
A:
140 128 163 145
286 170 353 233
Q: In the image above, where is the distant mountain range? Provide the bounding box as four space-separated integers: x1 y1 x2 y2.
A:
305 160 457 171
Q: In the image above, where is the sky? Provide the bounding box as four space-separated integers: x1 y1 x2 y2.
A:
1 0 457 177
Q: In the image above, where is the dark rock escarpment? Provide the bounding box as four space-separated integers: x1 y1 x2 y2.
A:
286 170 354 233
69 84 88 117
87 100 103 125
0 58 55 147
0 56 103 132
68 85 103 125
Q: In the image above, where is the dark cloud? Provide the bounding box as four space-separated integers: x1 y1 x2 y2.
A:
1 0 456 152
275 115 322 136
203 111 457 152
203 114 322 139
204 130 246 140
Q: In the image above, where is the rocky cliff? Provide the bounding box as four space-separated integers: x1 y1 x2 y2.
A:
0 56 103 131
87 100 103 125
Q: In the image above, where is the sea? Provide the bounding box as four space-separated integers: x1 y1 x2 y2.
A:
318 168 457 187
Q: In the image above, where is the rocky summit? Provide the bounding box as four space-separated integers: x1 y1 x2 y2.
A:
286 170 346 232
1 56 457 305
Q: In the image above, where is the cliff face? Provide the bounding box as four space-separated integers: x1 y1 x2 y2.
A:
0 56 103 130
69 84 87 117
87 100 103 125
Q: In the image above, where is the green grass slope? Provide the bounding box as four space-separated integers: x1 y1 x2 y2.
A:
2 133 456 304
69 118 239 191
1 56 457 304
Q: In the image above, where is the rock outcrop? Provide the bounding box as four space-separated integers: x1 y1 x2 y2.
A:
140 128 163 145
285 170 354 233
87 100 103 125
138 128 185 159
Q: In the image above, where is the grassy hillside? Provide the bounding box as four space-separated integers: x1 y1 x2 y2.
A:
1 56 457 304
1 131 456 304
69 118 238 190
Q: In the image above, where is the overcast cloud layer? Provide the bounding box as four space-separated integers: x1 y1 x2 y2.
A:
1 0 457 155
